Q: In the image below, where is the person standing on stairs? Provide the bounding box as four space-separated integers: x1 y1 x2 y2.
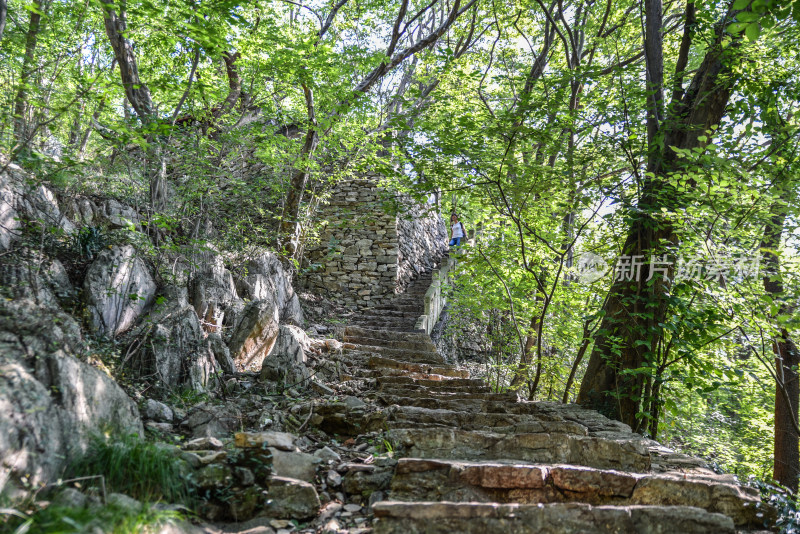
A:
449 213 466 248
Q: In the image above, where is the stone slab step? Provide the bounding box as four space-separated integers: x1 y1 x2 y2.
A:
344 344 444 364
345 326 435 343
343 335 437 353
378 376 488 388
367 351 460 378
367 356 466 378
388 459 763 526
387 427 651 472
386 405 589 435
379 386 518 401
372 501 736 534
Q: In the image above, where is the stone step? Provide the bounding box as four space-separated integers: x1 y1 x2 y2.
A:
371 304 424 313
343 335 437 353
385 405 589 435
367 356 468 378
387 427 651 472
388 459 763 527
344 344 443 364
378 386 517 401
372 501 736 534
357 310 421 319
378 376 488 388
345 326 434 343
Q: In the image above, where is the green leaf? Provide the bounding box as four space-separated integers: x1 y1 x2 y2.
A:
732 0 750 9
745 23 761 41
727 22 748 34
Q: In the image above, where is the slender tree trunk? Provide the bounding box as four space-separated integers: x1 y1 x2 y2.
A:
0 0 8 42
279 84 317 257
13 0 42 146
99 0 168 214
762 191 799 490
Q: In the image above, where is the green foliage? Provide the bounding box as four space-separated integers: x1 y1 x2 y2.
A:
66 434 193 506
0 501 183 534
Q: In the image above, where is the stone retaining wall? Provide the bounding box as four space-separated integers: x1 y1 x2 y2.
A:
303 175 446 309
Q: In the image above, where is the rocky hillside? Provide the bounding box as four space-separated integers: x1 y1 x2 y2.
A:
0 162 776 533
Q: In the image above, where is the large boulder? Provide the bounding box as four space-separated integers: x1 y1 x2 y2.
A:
84 245 157 337
236 252 303 325
228 298 280 371
0 163 75 250
188 257 243 334
0 265 142 490
259 324 311 387
125 292 221 391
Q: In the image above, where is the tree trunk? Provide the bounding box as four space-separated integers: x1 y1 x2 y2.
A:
0 0 8 42
577 4 739 425
762 190 799 490
99 0 167 213
13 0 42 146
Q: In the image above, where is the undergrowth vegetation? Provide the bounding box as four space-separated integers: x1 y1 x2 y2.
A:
67 433 194 506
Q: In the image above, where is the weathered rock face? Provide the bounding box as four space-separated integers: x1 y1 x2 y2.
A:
236 251 303 325
0 265 142 489
84 245 157 337
260 324 311 386
228 298 280 371
188 257 243 334
0 163 76 250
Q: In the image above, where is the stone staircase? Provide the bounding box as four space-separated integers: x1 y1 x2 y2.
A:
333 268 773 534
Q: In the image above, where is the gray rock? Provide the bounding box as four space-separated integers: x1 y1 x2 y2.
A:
185 404 241 439
127 300 220 391
145 399 174 422
259 324 310 386
236 252 303 326
0 167 22 250
0 297 142 487
99 199 140 230
146 422 174 433
84 245 156 337
314 446 341 463
265 476 320 520
188 257 243 334
326 469 342 487
208 332 235 374
107 492 143 512
229 298 280 371
184 436 224 450
269 449 319 483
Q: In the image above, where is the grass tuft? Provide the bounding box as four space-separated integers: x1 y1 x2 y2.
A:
67 433 193 506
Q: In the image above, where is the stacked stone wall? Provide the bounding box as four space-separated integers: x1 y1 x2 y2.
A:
303 176 447 309
304 177 399 308
396 199 448 292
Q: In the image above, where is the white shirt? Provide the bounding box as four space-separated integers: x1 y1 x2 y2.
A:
451 222 464 238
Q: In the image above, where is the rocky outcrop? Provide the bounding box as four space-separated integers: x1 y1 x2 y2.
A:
84 245 157 337
188 257 242 334
260 324 312 387
228 298 280 371
236 251 303 325
0 263 142 491
0 163 75 250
